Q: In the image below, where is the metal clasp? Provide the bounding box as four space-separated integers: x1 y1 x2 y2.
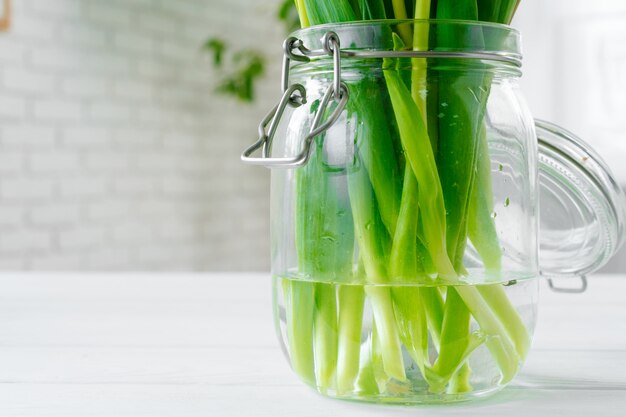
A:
540 269 588 294
546 275 588 294
241 32 349 168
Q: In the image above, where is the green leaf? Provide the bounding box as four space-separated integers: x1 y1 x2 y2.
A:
468 125 502 272
350 78 402 239
303 0 356 25
214 52 265 103
359 0 387 20
477 0 502 22
431 288 472 392
278 0 301 33
436 0 478 20
383 47 456 278
204 38 225 67
498 0 521 23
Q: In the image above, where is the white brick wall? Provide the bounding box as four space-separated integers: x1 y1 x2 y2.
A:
0 0 283 270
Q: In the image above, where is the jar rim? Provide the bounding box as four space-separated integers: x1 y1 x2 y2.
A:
290 19 522 66
292 18 520 35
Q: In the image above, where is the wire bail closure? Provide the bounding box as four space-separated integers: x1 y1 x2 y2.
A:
241 31 348 168
242 31 523 168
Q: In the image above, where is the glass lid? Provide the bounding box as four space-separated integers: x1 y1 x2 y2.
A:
537 120 626 280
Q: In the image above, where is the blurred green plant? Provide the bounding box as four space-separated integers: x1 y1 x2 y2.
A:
278 0 301 33
205 1 298 103
204 38 265 103
205 38 225 66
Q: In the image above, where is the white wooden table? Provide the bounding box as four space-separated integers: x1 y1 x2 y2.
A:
0 273 624 416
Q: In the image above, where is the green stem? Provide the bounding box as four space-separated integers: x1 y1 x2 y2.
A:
384 60 456 279
431 288 472 393
346 152 406 381
284 279 316 386
391 0 412 45
350 79 402 238
294 0 310 27
390 164 420 282
455 285 521 383
294 131 353 389
314 284 338 391
387 165 428 375
337 284 365 393
366 286 406 381
391 286 428 372
356 316 384 395
468 124 502 273
388 2 445 385
421 287 444 346
478 284 531 359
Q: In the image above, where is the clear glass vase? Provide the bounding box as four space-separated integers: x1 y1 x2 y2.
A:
243 20 626 403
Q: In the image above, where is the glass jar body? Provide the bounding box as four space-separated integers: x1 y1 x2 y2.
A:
269 21 540 403
270 61 539 402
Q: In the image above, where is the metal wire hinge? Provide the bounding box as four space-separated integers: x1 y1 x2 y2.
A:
241 32 348 168
545 274 588 293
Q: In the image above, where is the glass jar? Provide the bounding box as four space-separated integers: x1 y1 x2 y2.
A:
243 20 626 403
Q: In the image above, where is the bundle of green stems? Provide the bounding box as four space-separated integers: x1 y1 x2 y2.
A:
281 0 529 396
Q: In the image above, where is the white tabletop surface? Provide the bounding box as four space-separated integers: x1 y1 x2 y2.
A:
0 273 624 416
